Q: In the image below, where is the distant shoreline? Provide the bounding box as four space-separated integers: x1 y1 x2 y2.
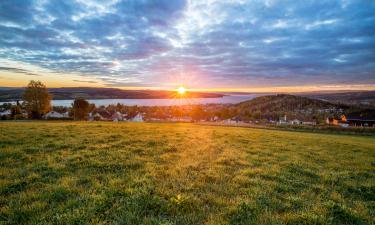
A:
0 87 225 102
0 95 262 107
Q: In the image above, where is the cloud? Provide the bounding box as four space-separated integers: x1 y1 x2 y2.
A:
73 79 98 84
0 67 41 76
0 0 374 89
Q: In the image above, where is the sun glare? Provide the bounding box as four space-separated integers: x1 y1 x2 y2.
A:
177 86 186 95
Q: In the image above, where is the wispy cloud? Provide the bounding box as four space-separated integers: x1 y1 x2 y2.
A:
73 79 98 84
0 67 41 76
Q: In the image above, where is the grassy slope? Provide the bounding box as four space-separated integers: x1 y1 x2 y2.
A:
0 122 374 225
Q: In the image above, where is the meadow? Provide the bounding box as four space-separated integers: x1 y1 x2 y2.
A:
0 122 374 224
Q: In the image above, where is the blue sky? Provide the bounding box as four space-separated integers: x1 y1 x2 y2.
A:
0 0 375 91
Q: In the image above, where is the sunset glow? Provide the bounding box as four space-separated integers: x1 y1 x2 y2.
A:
177 86 186 95
0 1 374 91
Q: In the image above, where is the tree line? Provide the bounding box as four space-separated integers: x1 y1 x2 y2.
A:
3 80 236 121
4 80 361 123
3 80 91 120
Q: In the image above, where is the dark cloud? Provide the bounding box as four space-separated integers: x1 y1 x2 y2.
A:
0 0 374 88
0 67 41 76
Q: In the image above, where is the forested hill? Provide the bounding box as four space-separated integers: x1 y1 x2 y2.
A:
234 94 352 121
0 87 224 101
301 91 375 107
236 94 342 111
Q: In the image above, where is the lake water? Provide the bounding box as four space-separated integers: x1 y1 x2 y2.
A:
1 94 264 107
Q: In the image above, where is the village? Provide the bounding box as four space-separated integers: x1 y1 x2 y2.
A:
1 100 374 128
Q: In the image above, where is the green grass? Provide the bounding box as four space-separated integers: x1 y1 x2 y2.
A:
0 122 374 225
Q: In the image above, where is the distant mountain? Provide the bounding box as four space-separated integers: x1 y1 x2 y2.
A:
0 87 224 101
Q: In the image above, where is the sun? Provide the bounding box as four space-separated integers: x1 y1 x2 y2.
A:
177 86 186 95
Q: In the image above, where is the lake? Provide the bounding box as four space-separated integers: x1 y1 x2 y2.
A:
1 94 263 107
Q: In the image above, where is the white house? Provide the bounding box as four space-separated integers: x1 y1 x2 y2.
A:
223 118 238 124
290 119 302 125
0 110 11 116
170 116 192 122
88 112 104 121
210 116 219 122
277 115 288 125
43 111 68 119
302 121 317 126
111 112 124 122
131 113 143 122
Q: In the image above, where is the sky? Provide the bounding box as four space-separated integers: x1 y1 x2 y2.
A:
0 0 375 92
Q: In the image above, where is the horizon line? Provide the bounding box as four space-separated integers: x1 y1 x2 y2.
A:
1 84 375 94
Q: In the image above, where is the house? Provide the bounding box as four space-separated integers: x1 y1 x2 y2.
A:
341 114 375 127
181 116 192 122
170 116 192 122
111 112 124 122
326 114 375 127
326 117 340 125
223 118 238 124
268 119 277 124
231 116 242 122
302 121 317 126
131 113 143 122
97 110 112 120
290 119 302 125
148 118 161 122
88 112 104 121
210 116 219 122
338 122 349 128
0 110 11 116
278 115 288 125
43 111 69 119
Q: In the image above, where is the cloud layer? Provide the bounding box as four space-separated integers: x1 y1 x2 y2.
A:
0 0 374 89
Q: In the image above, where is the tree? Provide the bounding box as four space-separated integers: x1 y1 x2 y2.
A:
191 105 206 121
23 80 51 119
88 103 96 113
10 105 21 119
72 98 90 120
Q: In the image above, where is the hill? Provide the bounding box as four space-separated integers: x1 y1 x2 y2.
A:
1 122 374 224
300 91 375 107
0 87 224 101
235 94 375 121
233 94 350 121
236 94 339 111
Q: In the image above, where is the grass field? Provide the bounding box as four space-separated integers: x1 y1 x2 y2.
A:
0 122 374 224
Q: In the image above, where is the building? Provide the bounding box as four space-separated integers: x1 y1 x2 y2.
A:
326 117 340 125
278 115 288 125
111 112 124 122
43 111 69 119
170 116 192 122
88 112 104 121
326 114 375 127
96 110 112 120
131 113 143 122
302 121 317 126
0 110 11 116
341 114 375 127
210 116 219 122
290 119 302 125
223 118 239 124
